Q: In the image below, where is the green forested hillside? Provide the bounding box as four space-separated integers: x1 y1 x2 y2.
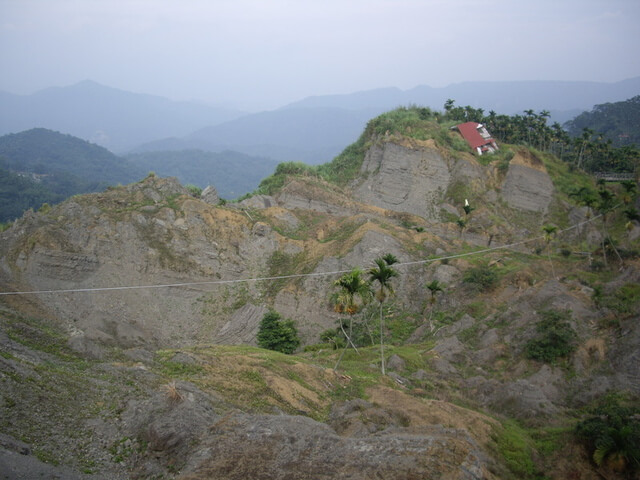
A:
0 128 145 222
0 167 65 222
565 95 640 147
0 128 144 183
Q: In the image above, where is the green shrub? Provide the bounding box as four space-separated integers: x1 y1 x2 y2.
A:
185 184 202 197
575 393 640 473
38 203 52 214
600 283 640 316
525 310 577 362
462 264 499 292
257 310 300 354
257 161 318 195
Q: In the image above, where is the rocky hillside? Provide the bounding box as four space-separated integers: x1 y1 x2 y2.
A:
1 108 639 479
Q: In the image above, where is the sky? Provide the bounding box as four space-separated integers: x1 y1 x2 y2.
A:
1 0 639 111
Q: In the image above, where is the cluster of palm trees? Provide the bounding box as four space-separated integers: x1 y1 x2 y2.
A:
443 100 639 174
330 254 449 374
331 253 399 374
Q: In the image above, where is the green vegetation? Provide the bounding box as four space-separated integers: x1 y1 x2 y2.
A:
256 161 318 195
599 283 640 316
494 419 536 478
565 95 640 148
462 263 500 292
154 352 204 377
525 310 577 363
316 136 369 187
0 129 145 221
256 310 301 354
575 393 640 474
331 268 373 371
185 184 202 196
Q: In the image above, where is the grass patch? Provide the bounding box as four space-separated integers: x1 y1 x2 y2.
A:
494 419 536 478
154 351 204 378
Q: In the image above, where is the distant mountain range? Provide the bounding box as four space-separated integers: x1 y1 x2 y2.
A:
131 107 380 164
1 78 639 166
0 80 244 153
282 78 640 118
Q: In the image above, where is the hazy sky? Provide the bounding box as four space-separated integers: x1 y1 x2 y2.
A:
1 0 639 110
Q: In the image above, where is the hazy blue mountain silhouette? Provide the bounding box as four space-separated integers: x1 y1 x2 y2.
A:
282 78 640 123
0 81 244 153
133 107 381 164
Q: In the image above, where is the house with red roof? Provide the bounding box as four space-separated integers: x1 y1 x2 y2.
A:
452 122 499 155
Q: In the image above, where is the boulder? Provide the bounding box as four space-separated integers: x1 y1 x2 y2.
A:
200 185 219 205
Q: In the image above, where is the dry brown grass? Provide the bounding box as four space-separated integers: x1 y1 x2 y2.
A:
161 381 184 405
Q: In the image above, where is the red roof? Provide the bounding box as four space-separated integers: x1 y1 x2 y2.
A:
456 122 494 150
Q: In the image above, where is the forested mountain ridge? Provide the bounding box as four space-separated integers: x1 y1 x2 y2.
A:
0 128 143 183
1 106 638 479
565 95 640 147
0 128 145 222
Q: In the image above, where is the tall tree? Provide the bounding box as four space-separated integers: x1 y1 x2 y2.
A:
331 268 372 372
368 254 399 375
425 280 444 331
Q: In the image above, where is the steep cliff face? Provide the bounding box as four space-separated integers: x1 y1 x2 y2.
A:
354 137 485 220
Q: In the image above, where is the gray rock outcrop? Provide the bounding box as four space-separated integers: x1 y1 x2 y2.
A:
200 185 219 205
356 141 452 220
180 413 494 480
501 163 554 213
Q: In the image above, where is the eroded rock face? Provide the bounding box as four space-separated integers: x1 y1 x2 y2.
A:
180 413 494 480
356 141 452 220
501 163 554 213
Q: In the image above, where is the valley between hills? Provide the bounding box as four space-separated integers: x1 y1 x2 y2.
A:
0 107 639 479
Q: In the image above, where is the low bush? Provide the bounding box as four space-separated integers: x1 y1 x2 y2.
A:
462 263 499 292
525 310 577 362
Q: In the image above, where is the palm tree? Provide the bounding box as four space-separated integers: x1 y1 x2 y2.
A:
425 280 444 331
542 224 558 279
332 268 372 372
368 254 399 375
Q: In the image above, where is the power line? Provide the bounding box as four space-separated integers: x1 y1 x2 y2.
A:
0 212 603 297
